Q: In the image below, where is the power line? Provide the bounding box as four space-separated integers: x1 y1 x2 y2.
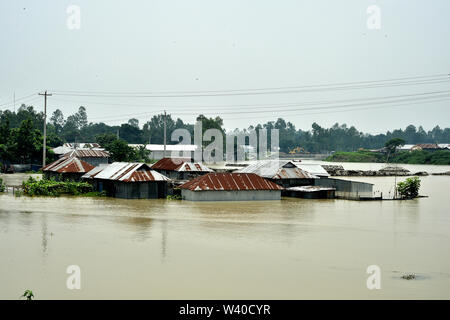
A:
50 73 449 96
86 91 450 123
51 78 450 98
0 92 40 108
49 89 450 111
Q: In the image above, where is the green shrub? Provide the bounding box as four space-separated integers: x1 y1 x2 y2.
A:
22 177 93 197
0 177 5 192
397 177 421 199
167 194 181 200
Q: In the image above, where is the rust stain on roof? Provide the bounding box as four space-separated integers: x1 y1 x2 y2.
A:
151 157 213 172
151 157 191 170
64 149 110 158
180 173 283 191
43 157 94 173
85 162 170 182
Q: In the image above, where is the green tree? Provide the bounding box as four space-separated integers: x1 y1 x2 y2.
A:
107 139 137 162
385 138 406 160
397 177 421 199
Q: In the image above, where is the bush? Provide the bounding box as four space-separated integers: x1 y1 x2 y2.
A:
397 177 421 199
22 177 93 197
0 177 5 192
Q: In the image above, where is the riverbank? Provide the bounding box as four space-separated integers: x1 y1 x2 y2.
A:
324 150 450 165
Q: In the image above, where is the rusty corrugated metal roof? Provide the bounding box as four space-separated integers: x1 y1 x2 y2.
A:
64 149 110 158
151 157 212 172
90 162 170 182
42 157 94 173
180 173 283 191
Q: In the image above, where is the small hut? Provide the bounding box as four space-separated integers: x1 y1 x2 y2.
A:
42 157 95 181
151 157 213 180
235 160 318 188
180 172 283 201
63 149 110 167
84 162 170 199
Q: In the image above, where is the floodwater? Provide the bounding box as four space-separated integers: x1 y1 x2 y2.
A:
1 164 450 299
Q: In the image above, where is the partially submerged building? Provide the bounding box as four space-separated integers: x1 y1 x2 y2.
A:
42 157 95 181
180 172 283 201
235 160 318 187
284 186 336 199
82 162 170 199
290 160 330 178
151 157 213 180
314 178 374 200
63 149 110 167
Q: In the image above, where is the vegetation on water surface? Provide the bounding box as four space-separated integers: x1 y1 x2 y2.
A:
397 177 421 199
22 289 34 300
167 194 182 200
22 177 93 197
325 150 450 165
401 274 416 280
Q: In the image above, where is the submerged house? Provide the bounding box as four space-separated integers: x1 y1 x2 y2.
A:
63 149 110 167
180 172 283 201
314 178 374 200
151 157 213 180
82 162 170 199
284 186 336 199
235 160 318 188
42 157 95 181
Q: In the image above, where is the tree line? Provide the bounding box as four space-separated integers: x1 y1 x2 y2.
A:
1 104 450 164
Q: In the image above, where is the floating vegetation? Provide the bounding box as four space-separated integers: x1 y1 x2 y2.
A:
402 273 416 280
22 289 34 300
167 194 182 200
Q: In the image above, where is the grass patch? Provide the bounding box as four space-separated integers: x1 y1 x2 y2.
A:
324 150 385 163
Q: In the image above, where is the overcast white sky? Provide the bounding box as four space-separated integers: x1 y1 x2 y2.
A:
0 0 449 133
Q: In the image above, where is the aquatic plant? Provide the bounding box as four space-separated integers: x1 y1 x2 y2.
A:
22 289 34 300
397 177 421 199
22 177 93 197
401 274 416 280
167 194 182 200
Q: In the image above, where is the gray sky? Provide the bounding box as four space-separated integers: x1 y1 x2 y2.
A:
1 0 449 133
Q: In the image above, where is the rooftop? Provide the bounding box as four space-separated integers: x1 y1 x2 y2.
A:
151 157 212 172
180 173 283 191
42 157 94 173
88 162 170 182
64 149 110 158
235 160 318 179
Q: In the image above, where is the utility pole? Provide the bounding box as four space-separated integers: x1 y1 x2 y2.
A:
163 110 167 158
39 91 52 167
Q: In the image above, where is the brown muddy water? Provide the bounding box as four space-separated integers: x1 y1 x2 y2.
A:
1 165 450 299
